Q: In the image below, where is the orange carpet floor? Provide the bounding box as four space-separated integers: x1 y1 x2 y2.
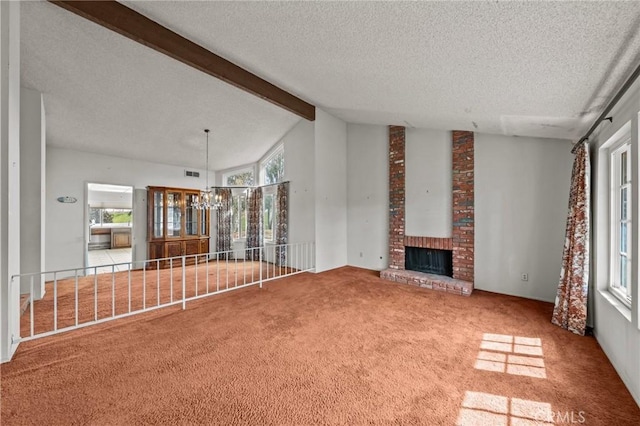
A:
2 267 638 425
19 259 292 337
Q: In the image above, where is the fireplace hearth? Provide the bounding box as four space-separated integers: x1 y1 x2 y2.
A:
405 247 453 277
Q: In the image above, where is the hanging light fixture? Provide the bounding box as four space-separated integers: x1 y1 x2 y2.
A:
194 129 222 210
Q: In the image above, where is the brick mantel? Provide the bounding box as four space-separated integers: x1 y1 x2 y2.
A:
404 236 453 250
381 127 475 296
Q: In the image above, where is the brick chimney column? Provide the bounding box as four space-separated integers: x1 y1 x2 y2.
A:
388 126 406 269
452 131 474 282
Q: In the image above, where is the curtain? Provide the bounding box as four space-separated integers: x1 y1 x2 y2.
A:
246 187 263 260
551 141 590 335
215 188 233 259
274 182 289 267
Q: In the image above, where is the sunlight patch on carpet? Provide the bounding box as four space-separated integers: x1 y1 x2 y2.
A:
457 391 554 426
475 334 546 379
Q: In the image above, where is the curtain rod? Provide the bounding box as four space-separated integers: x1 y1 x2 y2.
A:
578 61 640 145
211 181 290 190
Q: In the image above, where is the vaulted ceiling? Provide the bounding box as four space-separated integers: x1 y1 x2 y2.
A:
21 1 640 170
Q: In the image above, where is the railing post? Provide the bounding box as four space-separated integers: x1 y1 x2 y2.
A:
94 267 98 321
53 272 58 331
75 270 79 327
128 263 132 313
156 260 160 307
259 245 263 289
216 252 220 292
30 276 35 337
206 252 210 294
182 256 186 310
142 262 146 310
9 276 19 343
111 265 115 317
170 258 174 303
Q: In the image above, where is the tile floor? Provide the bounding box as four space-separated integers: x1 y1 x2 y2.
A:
87 248 132 274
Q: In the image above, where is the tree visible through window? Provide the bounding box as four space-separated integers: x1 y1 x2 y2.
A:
263 193 275 242
262 146 284 185
232 193 247 240
90 208 132 226
226 170 254 186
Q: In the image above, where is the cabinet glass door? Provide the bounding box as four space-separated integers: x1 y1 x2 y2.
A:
185 193 198 236
200 208 208 236
153 190 164 238
167 191 182 237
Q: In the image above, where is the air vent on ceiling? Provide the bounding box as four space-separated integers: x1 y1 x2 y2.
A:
185 170 200 178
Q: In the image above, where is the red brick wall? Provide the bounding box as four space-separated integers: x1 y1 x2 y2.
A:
452 131 474 282
388 126 405 269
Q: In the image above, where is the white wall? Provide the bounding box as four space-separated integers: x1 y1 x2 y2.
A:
344 125 573 299
0 0 21 362
283 119 315 246
132 189 147 265
346 124 388 270
405 128 452 237
314 109 347 272
46 147 213 273
590 78 640 406
475 133 572 302
20 88 45 297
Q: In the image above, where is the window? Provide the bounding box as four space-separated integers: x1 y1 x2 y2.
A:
224 168 254 187
263 193 275 242
610 138 632 306
90 208 132 227
261 145 284 185
232 193 247 240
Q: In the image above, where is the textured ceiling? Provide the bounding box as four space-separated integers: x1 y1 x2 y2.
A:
22 1 640 170
20 1 301 171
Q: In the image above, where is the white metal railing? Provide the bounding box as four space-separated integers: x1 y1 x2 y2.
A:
11 242 315 343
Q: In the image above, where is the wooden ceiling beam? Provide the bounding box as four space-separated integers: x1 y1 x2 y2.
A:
49 0 316 121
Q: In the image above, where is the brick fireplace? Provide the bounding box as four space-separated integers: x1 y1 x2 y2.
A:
380 127 474 296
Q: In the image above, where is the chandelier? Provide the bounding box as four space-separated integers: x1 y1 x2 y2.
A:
194 129 222 210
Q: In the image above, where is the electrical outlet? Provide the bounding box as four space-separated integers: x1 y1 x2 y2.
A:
521 273 529 282
359 252 363 258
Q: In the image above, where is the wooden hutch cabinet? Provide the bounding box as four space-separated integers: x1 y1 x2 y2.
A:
147 186 210 267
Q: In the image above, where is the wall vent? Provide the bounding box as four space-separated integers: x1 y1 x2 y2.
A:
185 170 200 178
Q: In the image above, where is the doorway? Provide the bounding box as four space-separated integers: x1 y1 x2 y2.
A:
86 183 133 274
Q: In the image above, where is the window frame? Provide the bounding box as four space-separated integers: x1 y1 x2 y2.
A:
260 144 285 186
262 186 276 243
89 207 133 227
231 189 248 242
609 136 633 307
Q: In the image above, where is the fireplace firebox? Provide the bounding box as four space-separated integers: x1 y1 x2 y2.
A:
405 247 453 277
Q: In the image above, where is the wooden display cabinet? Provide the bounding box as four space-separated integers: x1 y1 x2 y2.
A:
147 186 210 268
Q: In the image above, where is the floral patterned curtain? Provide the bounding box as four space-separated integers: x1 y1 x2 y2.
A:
551 141 590 335
246 187 263 260
215 188 233 259
275 182 289 266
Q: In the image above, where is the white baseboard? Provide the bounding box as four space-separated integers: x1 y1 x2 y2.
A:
593 329 640 408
